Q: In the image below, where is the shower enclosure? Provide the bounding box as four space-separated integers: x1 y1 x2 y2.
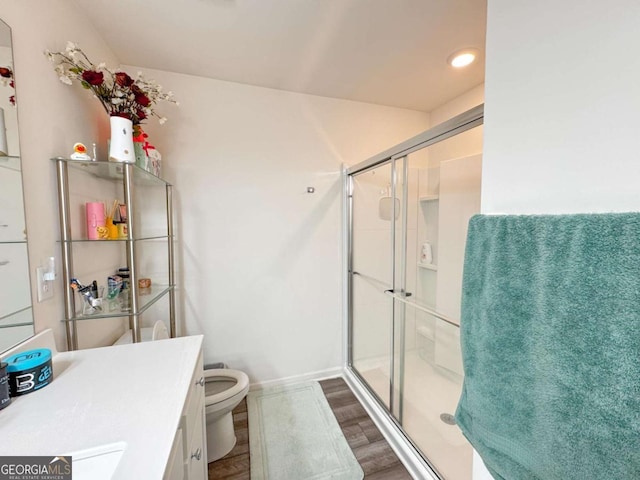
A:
345 105 483 480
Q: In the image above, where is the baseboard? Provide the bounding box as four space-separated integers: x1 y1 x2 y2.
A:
249 367 344 391
343 367 439 480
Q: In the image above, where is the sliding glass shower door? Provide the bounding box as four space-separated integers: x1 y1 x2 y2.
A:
350 161 396 408
347 106 483 480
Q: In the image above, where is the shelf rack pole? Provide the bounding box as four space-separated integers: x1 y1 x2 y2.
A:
123 164 141 343
55 159 78 350
166 184 176 338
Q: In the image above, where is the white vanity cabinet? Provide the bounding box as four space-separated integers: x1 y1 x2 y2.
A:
166 429 185 480
0 330 207 480
165 352 207 480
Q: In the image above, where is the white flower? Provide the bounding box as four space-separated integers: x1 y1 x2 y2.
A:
59 75 72 85
97 63 106 71
158 117 167 125
65 41 79 58
111 97 124 105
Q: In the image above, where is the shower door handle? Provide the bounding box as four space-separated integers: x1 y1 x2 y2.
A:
385 289 412 297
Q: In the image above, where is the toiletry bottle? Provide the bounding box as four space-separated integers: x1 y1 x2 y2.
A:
421 243 433 264
85 202 106 240
106 216 118 239
117 267 131 311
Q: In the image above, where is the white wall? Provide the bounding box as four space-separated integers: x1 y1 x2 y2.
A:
483 0 640 215
128 66 430 383
476 1 640 479
1 1 120 352
431 84 484 126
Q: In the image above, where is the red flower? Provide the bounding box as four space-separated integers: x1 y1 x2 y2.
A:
135 94 150 107
0 67 12 78
136 109 147 120
9 95 15 106
114 72 134 87
81 70 104 86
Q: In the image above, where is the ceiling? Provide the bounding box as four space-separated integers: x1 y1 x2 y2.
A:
71 0 486 112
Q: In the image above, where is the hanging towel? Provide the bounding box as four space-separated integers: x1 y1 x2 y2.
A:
455 213 640 480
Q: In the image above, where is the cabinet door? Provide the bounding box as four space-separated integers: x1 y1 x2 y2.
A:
187 404 206 480
164 428 185 480
180 352 206 480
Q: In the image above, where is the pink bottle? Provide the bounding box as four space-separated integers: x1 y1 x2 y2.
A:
86 202 106 240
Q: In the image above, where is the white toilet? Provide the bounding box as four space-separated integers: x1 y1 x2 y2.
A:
113 322 249 462
112 320 169 345
204 368 250 462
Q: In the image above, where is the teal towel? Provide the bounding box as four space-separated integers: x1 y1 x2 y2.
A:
455 213 640 480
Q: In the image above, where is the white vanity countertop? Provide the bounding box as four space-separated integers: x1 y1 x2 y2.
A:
0 334 203 479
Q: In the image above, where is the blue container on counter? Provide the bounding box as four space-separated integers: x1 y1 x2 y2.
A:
0 362 10 409
4 348 53 397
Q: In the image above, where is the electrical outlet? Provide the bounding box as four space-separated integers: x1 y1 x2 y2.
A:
36 266 54 302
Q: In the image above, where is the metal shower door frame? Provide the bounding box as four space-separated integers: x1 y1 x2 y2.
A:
344 103 484 477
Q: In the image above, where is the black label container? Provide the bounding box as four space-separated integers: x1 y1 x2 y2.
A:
0 362 10 409
4 348 53 397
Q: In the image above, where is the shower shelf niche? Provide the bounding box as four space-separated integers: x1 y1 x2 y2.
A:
418 262 438 271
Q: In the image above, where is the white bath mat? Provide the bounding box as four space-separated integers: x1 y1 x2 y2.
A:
247 381 364 480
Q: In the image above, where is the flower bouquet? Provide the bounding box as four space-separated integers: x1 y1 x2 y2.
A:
45 42 177 163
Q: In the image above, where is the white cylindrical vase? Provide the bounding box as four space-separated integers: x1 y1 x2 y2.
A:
108 116 135 163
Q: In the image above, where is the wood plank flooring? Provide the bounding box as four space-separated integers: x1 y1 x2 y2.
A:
208 377 412 480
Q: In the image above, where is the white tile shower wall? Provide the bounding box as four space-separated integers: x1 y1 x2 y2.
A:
130 66 430 383
434 154 482 375
351 166 394 368
412 86 484 373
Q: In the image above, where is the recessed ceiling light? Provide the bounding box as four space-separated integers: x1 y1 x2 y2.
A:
447 48 479 68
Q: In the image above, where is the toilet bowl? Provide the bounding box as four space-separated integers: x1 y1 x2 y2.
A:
204 368 250 462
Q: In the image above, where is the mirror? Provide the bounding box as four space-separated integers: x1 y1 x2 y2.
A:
0 18 33 353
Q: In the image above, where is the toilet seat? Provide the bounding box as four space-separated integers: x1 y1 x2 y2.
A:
204 369 249 406
112 320 169 345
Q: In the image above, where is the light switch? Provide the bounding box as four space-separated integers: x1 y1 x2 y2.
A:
36 266 54 302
